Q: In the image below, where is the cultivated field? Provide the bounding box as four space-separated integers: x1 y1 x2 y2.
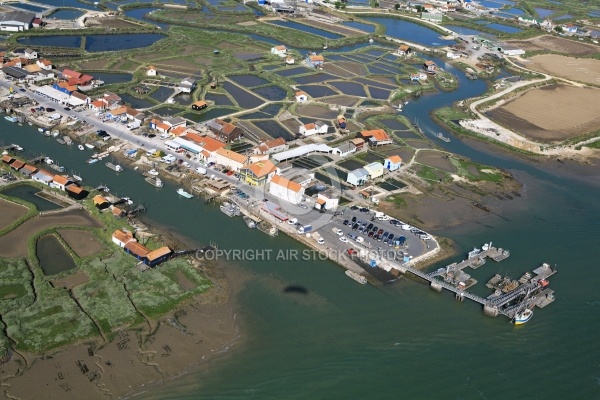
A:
527 55 600 85
488 85 600 142
0 198 28 230
58 229 105 258
508 35 599 56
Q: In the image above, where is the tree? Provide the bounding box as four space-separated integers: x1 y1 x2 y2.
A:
334 0 341 8
554 25 563 33
394 3 400 10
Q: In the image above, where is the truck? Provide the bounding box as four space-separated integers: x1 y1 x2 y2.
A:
195 166 207 175
297 224 312 234
311 232 325 245
127 120 141 130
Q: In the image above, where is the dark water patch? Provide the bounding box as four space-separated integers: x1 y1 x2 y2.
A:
85 33 165 52
367 65 396 75
229 74 270 88
13 3 47 12
152 105 184 116
329 81 367 97
487 23 522 33
34 0 97 10
261 64 280 71
223 81 265 109
394 130 421 139
268 20 343 39
238 103 284 120
367 86 391 100
17 35 81 49
253 120 294 141
37 234 77 276
90 71 132 85
553 14 573 20
497 8 525 16
182 107 236 122
124 7 170 30
48 9 84 19
293 73 337 85
297 85 338 98
284 285 308 294
2 184 62 212
119 93 155 109
365 49 387 57
444 25 488 36
379 118 407 130
274 67 311 77
324 54 347 61
342 21 376 33
534 8 555 18
205 92 234 106
149 86 175 102
247 33 281 46
339 159 366 170
362 17 454 47
172 93 193 105
252 85 287 101
355 77 397 90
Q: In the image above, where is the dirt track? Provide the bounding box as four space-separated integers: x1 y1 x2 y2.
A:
0 209 102 258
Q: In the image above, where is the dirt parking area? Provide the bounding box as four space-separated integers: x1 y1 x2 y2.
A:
0 210 102 258
0 198 29 231
527 54 600 85
508 35 599 56
487 85 600 142
58 229 105 258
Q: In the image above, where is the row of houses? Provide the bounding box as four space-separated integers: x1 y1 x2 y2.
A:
346 155 403 186
111 229 173 267
1 155 88 199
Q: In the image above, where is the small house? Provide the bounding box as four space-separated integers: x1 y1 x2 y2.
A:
315 190 339 211
111 206 126 218
350 138 365 150
124 241 150 261
334 142 356 158
285 57 295 65
36 58 52 70
364 162 385 179
112 229 136 248
1 155 14 164
32 170 54 185
239 160 277 186
192 100 208 111
337 116 347 129
145 246 172 267
307 54 324 68
397 44 412 56
269 174 304 205
206 118 242 142
20 164 37 177
10 160 25 171
299 122 317 136
255 138 289 155
92 195 111 210
24 48 37 59
347 168 369 186
358 129 393 146
65 184 88 200
384 155 402 171
211 148 248 171
50 175 73 191
424 60 437 75
146 65 157 76
271 45 287 57
295 90 308 102
179 77 196 93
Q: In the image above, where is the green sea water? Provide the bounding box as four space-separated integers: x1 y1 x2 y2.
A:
1 64 599 400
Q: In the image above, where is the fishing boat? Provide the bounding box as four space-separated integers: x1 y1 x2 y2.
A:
44 157 54 165
514 308 533 325
72 174 83 182
10 144 23 152
345 270 367 285
220 201 240 217
85 143 95 149
63 136 73 145
145 176 163 187
147 169 159 176
87 158 98 164
56 138 66 145
177 188 194 198
37 127 44 132
78 145 84 151
4 115 17 122
433 132 451 142
243 215 257 229
52 130 60 137
105 162 123 173
473 202 490 212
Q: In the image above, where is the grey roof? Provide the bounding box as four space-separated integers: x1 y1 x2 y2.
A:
315 120 327 128
0 11 35 25
335 143 355 153
180 77 195 87
349 168 369 179
206 120 222 131
166 116 186 126
1 66 27 79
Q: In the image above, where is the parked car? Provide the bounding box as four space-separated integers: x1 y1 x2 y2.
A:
352 223 359 231
339 236 348 243
351 216 357 223
343 220 350 226
64 107 71 111
359 207 369 213
350 205 359 210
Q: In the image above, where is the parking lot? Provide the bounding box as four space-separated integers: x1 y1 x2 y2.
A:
307 206 435 263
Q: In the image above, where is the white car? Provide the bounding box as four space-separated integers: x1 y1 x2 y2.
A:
287 218 298 225
339 236 348 243
335 229 343 236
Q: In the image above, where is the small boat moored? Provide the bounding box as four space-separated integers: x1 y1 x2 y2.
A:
514 308 533 325
145 176 163 187
345 270 367 285
148 169 159 176
78 145 85 151
106 162 123 173
243 215 256 229
85 143 95 149
87 158 98 164
177 188 194 198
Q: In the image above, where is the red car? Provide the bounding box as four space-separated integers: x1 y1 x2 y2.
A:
347 248 357 256
226 171 234 176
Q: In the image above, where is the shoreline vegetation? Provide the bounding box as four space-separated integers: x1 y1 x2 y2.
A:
0 1 599 397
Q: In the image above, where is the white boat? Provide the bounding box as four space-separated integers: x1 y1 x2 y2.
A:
85 143 95 149
243 215 256 229
28 122 33 126
37 127 44 132
4 116 17 122
514 308 533 325
177 188 194 198
52 130 60 137
44 130 52 137
369 37 374 43
87 158 98 164
44 157 54 165
72 174 83 182
145 176 163 187
433 132 451 142
148 169 159 176
78 145 85 151
56 138 66 145
345 270 367 284
106 162 123 172
11 144 23 152
220 201 240 217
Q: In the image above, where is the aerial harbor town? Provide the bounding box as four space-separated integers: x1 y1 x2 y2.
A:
0 0 598 397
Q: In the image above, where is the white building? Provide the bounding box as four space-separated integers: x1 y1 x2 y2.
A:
111 229 136 248
269 174 304 205
36 59 52 71
210 148 248 171
24 48 38 59
315 191 339 211
299 121 328 136
271 45 287 57
364 162 385 179
179 77 196 93
295 90 308 102
0 11 35 32
347 168 369 186
147 65 157 76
